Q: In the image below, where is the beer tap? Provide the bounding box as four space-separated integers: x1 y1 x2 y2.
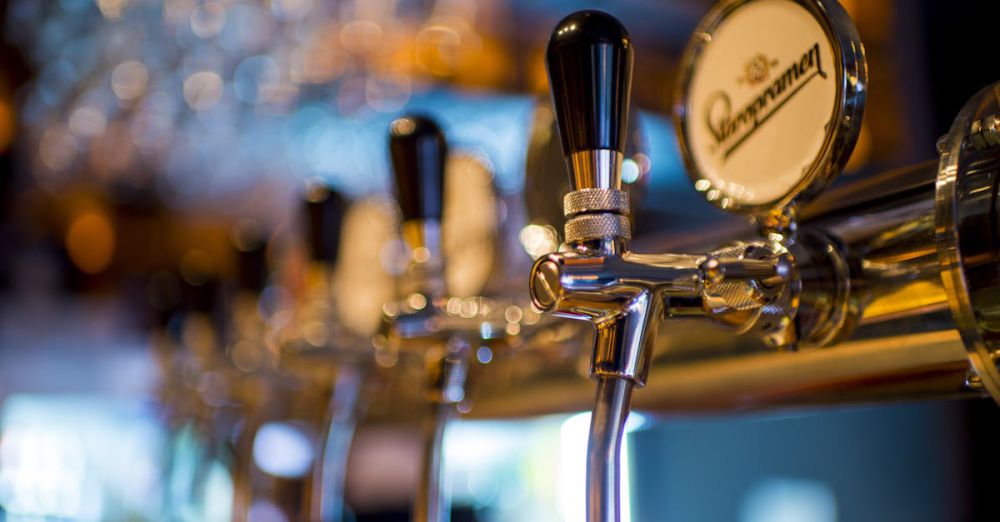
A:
529 10 798 522
227 228 279 522
227 193 368 522
384 115 458 522
148 269 209 521
296 184 367 522
166 266 239 522
384 114 533 522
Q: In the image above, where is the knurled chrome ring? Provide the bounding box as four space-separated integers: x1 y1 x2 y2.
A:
563 189 630 218
564 213 631 243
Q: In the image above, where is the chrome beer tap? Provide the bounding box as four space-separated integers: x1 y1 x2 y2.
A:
529 10 797 522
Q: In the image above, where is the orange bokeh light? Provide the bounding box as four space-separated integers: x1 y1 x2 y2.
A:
65 211 116 274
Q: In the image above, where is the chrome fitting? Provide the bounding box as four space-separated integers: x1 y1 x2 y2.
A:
563 188 631 217
564 213 631 244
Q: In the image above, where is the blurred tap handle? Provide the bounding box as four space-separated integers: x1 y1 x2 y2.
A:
388 115 448 276
232 222 269 294
547 10 634 191
178 269 227 344
388 115 447 224
303 184 347 266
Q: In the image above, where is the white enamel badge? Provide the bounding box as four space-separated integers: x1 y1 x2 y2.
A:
676 0 866 214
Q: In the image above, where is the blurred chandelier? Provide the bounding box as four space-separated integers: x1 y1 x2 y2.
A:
6 0 500 208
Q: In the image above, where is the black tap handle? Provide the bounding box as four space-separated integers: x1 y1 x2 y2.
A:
233 225 269 293
181 274 221 315
546 10 634 157
303 184 346 264
389 115 447 222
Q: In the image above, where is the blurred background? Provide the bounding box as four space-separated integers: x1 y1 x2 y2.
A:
1 0 1000 520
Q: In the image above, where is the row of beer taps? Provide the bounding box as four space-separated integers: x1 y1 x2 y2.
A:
148 111 546 521
146 2 872 520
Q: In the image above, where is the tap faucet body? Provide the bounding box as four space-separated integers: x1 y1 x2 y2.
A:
535 10 796 522
531 245 789 384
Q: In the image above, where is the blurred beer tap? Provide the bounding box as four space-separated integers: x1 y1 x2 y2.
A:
160 264 239 522
146 269 186 424
226 227 280 522
383 114 458 522
530 10 804 521
147 268 212 521
284 184 370 522
382 114 531 522
224 217 369 522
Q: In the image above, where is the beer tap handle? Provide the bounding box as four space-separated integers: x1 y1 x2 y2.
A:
389 115 446 223
389 114 447 253
303 185 347 266
547 10 634 192
233 225 269 294
389 114 448 296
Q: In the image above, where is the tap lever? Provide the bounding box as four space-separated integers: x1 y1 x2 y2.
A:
303 184 347 265
389 115 447 292
233 223 269 293
547 10 634 247
547 10 634 167
389 115 447 225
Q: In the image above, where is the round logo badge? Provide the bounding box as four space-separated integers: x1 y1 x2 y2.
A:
675 0 866 214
